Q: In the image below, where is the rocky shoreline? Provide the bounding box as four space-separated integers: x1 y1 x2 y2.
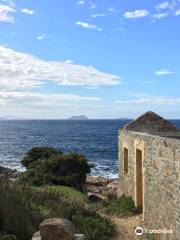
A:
86 176 118 201
0 166 119 200
0 165 20 180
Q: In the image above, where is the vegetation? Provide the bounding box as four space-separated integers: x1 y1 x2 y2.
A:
39 185 87 201
0 182 41 240
21 147 62 168
0 147 137 240
0 234 18 240
20 147 91 191
0 181 115 240
104 196 136 215
146 234 157 240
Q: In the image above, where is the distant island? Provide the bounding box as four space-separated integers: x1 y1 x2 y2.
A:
117 117 130 120
68 115 89 120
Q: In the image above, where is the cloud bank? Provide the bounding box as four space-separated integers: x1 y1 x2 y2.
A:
0 45 120 91
116 97 180 105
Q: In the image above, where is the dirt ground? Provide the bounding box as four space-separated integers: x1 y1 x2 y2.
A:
112 214 146 240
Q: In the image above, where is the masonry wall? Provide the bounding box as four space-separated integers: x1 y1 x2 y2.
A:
118 129 180 240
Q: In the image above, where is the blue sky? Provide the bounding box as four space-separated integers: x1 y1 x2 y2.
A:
0 0 180 119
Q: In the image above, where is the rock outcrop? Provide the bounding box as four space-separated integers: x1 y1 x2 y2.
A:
87 192 108 202
0 166 19 180
86 176 118 201
86 176 112 186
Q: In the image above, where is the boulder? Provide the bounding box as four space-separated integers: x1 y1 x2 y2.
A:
40 218 76 240
87 192 108 202
32 231 41 240
86 176 111 186
107 180 118 190
86 184 100 194
0 166 19 181
74 234 85 240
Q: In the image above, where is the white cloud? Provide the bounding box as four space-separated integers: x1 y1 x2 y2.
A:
142 81 156 84
0 4 15 22
91 13 105 18
1 0 15 8
0 45 120 90
121 92 148 98
115 97 180 105
21 8 34 15
0 91 101 107
90 4 96 9
124 9 149 19
76 21 102 31
156 1 170 10
108 8 115 12
37 34 47 40
77 0 85 5
155 69 174 75
175 9 180 15
153 12 169 19
154 1 179 19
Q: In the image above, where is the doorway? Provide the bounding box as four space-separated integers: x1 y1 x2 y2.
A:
136 149 143 212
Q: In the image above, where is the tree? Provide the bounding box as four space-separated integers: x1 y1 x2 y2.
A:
21 147 62 168
20 148 91 191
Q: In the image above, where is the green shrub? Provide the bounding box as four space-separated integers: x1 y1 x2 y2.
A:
104 196 135 215
21 147 62 168
0 182 42 240
0 234 17 240
20 148 91 191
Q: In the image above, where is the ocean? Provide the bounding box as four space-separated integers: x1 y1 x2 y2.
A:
0 119 179 178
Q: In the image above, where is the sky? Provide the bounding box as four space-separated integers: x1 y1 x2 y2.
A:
0 0 180 119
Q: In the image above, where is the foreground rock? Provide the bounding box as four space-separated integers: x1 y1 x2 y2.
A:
32 218 85 240
32 231 41 240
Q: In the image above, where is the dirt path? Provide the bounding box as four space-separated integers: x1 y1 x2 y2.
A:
112 214 142 240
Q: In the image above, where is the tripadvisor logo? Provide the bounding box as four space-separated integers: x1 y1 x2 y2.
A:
135 227 144 236
135 227 173 236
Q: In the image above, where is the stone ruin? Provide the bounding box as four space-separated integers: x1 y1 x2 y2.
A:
118 111 180 240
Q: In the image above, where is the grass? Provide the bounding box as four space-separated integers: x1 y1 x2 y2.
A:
39 185 87 201
0 182 42 240
103 196 136 215
146 234 157 240
0 234 17 240
0 179 136 240
0 181 115 240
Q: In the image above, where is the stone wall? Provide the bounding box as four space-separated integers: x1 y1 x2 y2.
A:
118 129 180 240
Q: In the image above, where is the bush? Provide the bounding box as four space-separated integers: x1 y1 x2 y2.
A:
20 148 91 191
104 196 136 215
0 182 115 240
0 234 18 240
0 182 42 240
21 147 62 168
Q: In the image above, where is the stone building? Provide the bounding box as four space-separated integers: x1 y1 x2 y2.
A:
118 111 180 239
